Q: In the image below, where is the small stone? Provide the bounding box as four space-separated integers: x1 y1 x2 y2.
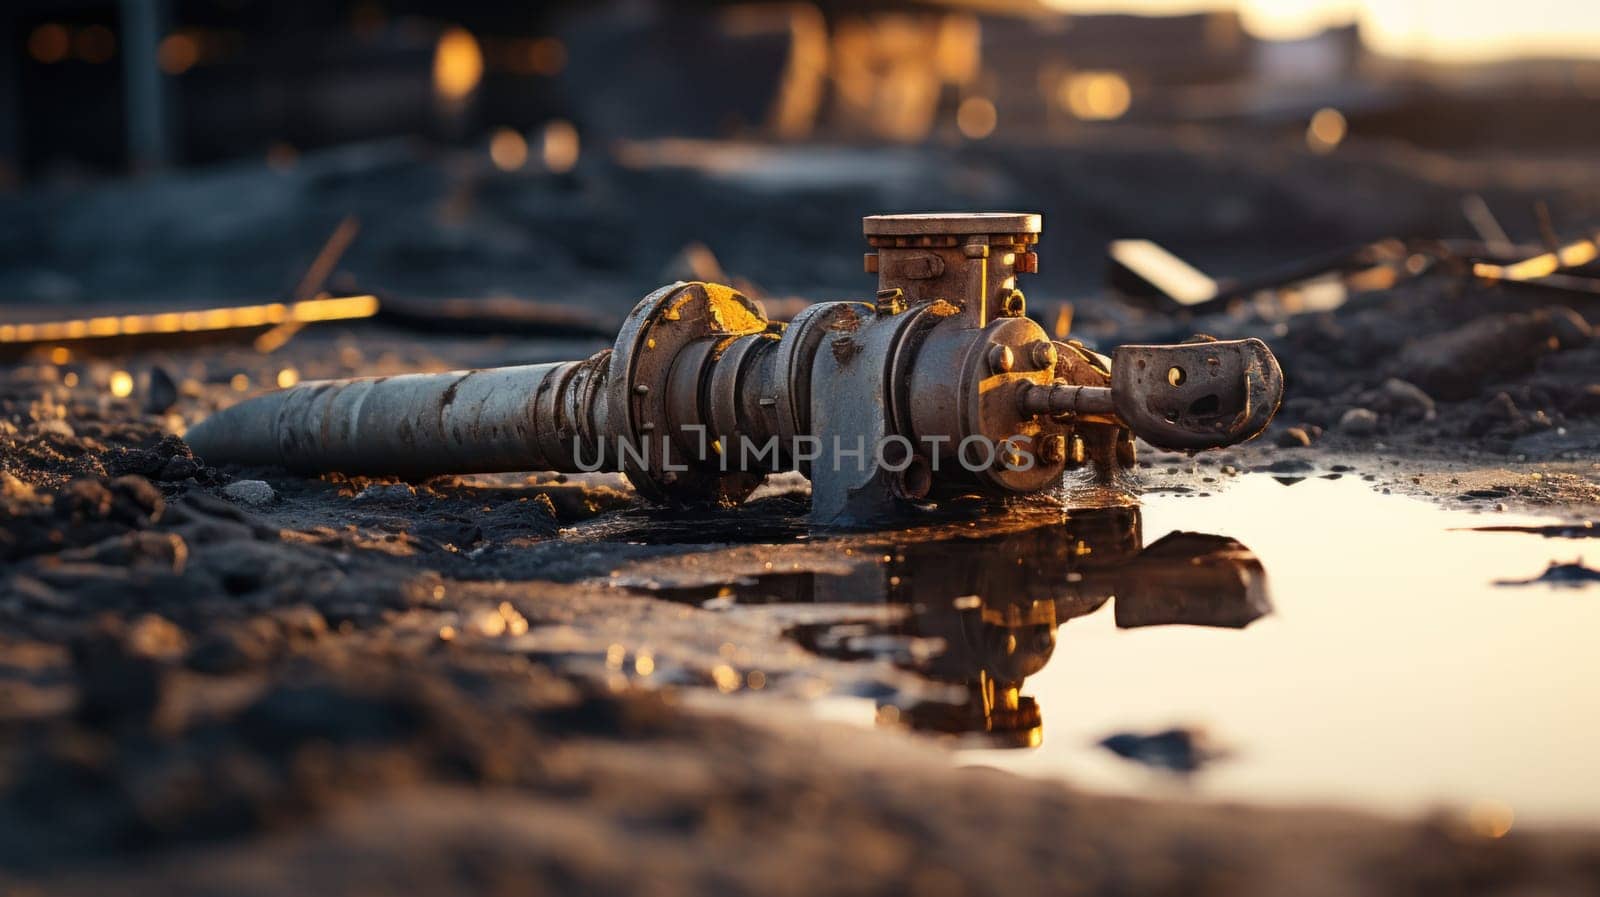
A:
1339 407 1379 436
1275 426 1313 448
1362 378 1436 422
222 479 276 507
1468 391 1525 437
355 483 417 502
144 366 180 414
1098 726 1229 773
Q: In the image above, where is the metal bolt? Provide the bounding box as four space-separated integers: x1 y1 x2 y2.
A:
1027 340 1057 370
875 288 906 315
1040 434 1067 464
988 344 1015 374
999 440 1025 470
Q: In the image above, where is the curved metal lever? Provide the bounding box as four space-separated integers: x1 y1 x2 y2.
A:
1109 338 1284 451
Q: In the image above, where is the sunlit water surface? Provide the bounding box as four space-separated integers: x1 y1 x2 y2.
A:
959 475 1599 827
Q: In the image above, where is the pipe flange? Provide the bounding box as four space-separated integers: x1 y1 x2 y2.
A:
607 282 770 505
887 300 962 440
770 300 873 472
958 315 1070 493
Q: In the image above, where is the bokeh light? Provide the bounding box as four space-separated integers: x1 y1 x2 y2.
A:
957 97 998 139
433 27 484 101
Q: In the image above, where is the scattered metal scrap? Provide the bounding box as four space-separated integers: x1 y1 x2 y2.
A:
187 212 1285 525
0 294 381 361
0 214 614 361
1108 203 1600 312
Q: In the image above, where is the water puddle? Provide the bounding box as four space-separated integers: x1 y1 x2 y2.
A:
625 474 1600 827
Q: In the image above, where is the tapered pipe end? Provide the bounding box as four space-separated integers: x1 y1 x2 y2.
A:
183 392 289 468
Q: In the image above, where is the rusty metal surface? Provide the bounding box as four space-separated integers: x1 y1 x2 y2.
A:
1110 338 1284 451
189 212 1286 523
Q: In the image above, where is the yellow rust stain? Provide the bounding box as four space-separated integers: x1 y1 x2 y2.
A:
703 283 766 334
978 371 1050 395
660 282 766 334
927 299 961 317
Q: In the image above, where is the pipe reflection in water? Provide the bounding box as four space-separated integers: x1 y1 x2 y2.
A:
648 507 1271 749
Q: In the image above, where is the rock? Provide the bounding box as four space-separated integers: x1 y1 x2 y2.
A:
144 366 180 414
1275 426 1313 448
1098 726 1229 773
1393 306 1593 400
1469 392 1524 437
223 479 277 507
1338 407 1379 436
1360 378 1435 422
1496 560 1600 586
355 483 417 503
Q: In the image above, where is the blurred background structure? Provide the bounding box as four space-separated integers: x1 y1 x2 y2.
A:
2 0 1599 311
5 0 1600 181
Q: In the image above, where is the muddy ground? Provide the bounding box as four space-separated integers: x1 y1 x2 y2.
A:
2 133 1600 894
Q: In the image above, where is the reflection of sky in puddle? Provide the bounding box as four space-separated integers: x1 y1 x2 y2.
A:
633 473 1599 827
964 475 1600 827
627 476 1600 825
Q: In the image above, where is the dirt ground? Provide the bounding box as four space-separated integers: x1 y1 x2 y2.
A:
3 134 1600 894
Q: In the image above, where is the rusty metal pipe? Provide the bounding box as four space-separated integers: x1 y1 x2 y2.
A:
186 357 614 479
188 213 1285 525
1017 383 1117 418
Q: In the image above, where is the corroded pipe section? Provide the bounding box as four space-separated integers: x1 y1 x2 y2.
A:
187 213 1286 523
187 355 612 478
